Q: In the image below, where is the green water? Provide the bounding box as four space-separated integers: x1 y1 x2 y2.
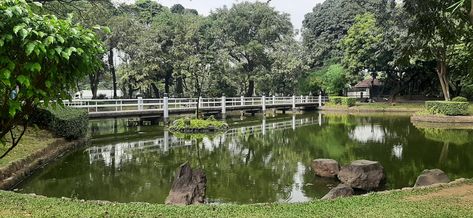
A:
15 112 473 204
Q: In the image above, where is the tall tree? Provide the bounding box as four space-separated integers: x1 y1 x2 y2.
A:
404 0 472 100
211 2 293 96
302 0 385 68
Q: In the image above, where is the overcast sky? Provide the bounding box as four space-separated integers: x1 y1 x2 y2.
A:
118 0 325 32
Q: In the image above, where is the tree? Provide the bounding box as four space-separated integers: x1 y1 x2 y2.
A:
404 0 472 100
0 0 104 158
302 0 385 68
307 64 348 96
211 2 293 96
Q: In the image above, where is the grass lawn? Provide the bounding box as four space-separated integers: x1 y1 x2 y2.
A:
325 102 473 115
0 181 472 217
0 127 56 168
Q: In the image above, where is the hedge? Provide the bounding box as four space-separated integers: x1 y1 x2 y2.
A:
329 96 356 107
452 96 468 102
425 101 469 116
31 106 88 139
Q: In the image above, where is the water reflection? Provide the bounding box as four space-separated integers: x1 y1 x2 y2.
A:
16 113 473 204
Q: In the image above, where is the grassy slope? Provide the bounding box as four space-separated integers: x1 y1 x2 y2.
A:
0 181 472 217
0 128 56 168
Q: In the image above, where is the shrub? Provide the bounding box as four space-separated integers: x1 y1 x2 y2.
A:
170 117 228 132
31 106 88 139
451 96 468 102
329 96 356 107
425 101 469 116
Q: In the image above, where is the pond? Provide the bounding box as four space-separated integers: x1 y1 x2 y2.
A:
15 112 473 204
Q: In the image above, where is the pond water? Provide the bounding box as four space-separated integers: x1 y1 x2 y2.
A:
15 112 473 204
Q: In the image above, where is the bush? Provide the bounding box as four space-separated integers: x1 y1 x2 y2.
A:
451 96 468 102
31 106 88 139
425 101 469 116
329 96 356 107
170 117 228 133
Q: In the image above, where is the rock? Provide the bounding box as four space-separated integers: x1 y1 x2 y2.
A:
337 160 385 191
311 159 340 178
414 169 450 187
165 162 206 205
321 184 354 200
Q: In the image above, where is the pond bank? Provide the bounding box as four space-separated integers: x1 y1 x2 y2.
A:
321 102 423 113
411 114 473 124
0 179 471 217
0 129 86 190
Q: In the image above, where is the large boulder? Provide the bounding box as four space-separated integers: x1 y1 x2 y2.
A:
165 162 206 205
321 184 354 200
337 160 385 191
311 159 340 178
414 169 450 187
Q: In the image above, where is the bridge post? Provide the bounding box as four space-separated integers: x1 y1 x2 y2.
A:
163 93 169 123
272 95 275 105
138 97 143 111
241 96 244 106
301 95 304 103
262 95 266 115
318 94 322 107
221 95 226 115
292 95 296 111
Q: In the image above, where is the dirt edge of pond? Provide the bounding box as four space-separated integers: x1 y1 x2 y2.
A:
0 138 87 190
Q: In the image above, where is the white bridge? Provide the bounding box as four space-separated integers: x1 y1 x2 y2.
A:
65 95 329 118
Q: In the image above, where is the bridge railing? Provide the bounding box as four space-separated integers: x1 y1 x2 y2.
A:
65 95 329 117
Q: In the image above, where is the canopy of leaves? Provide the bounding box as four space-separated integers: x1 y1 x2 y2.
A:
0 0 104 156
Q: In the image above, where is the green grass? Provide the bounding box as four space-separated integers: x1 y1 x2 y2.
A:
0 181 472 217
0 127 56 168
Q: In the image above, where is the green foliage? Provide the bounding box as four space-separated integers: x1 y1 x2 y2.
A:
0 0 103 142
452 96 468 102
169 117 228 132
329 96 356 107
425 101 469 116
307 64 347 95
302 0 387 67
340 13 382 75
32 107 88 139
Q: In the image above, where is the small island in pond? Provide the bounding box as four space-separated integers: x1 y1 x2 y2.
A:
169 116 229 133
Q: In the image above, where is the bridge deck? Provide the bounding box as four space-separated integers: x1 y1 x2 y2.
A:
66 96 328 118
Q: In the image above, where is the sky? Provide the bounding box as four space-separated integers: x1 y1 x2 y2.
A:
119 0 326 32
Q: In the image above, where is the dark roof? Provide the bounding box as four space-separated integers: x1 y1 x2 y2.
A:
354 78 382 88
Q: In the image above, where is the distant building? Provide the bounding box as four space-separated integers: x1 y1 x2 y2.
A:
74 90 123 99
347 78 382 100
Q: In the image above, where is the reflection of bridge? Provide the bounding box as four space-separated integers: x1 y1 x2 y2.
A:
66 96 328 119
87 114 323 167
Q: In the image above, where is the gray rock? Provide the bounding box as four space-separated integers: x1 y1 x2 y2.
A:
311 159 340 178
338 160 385 191
165 162 206 205
321 184 354 200
414 169 450 187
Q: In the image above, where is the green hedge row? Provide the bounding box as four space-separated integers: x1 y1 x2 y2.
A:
31 106 88 139
329 96 356 107
425 101 469 116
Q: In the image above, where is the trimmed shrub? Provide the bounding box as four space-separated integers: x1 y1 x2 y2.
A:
329 96 356 107
31 106 88 139
170 117 228 133
425 101 469 116
451 96 468 102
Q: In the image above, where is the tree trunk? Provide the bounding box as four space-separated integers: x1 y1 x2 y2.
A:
151 83 160 98
128 84 133 98
246 80 255 97
89 73 100 99
108 48 117 99
175 77 184 97
437 61 450 101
